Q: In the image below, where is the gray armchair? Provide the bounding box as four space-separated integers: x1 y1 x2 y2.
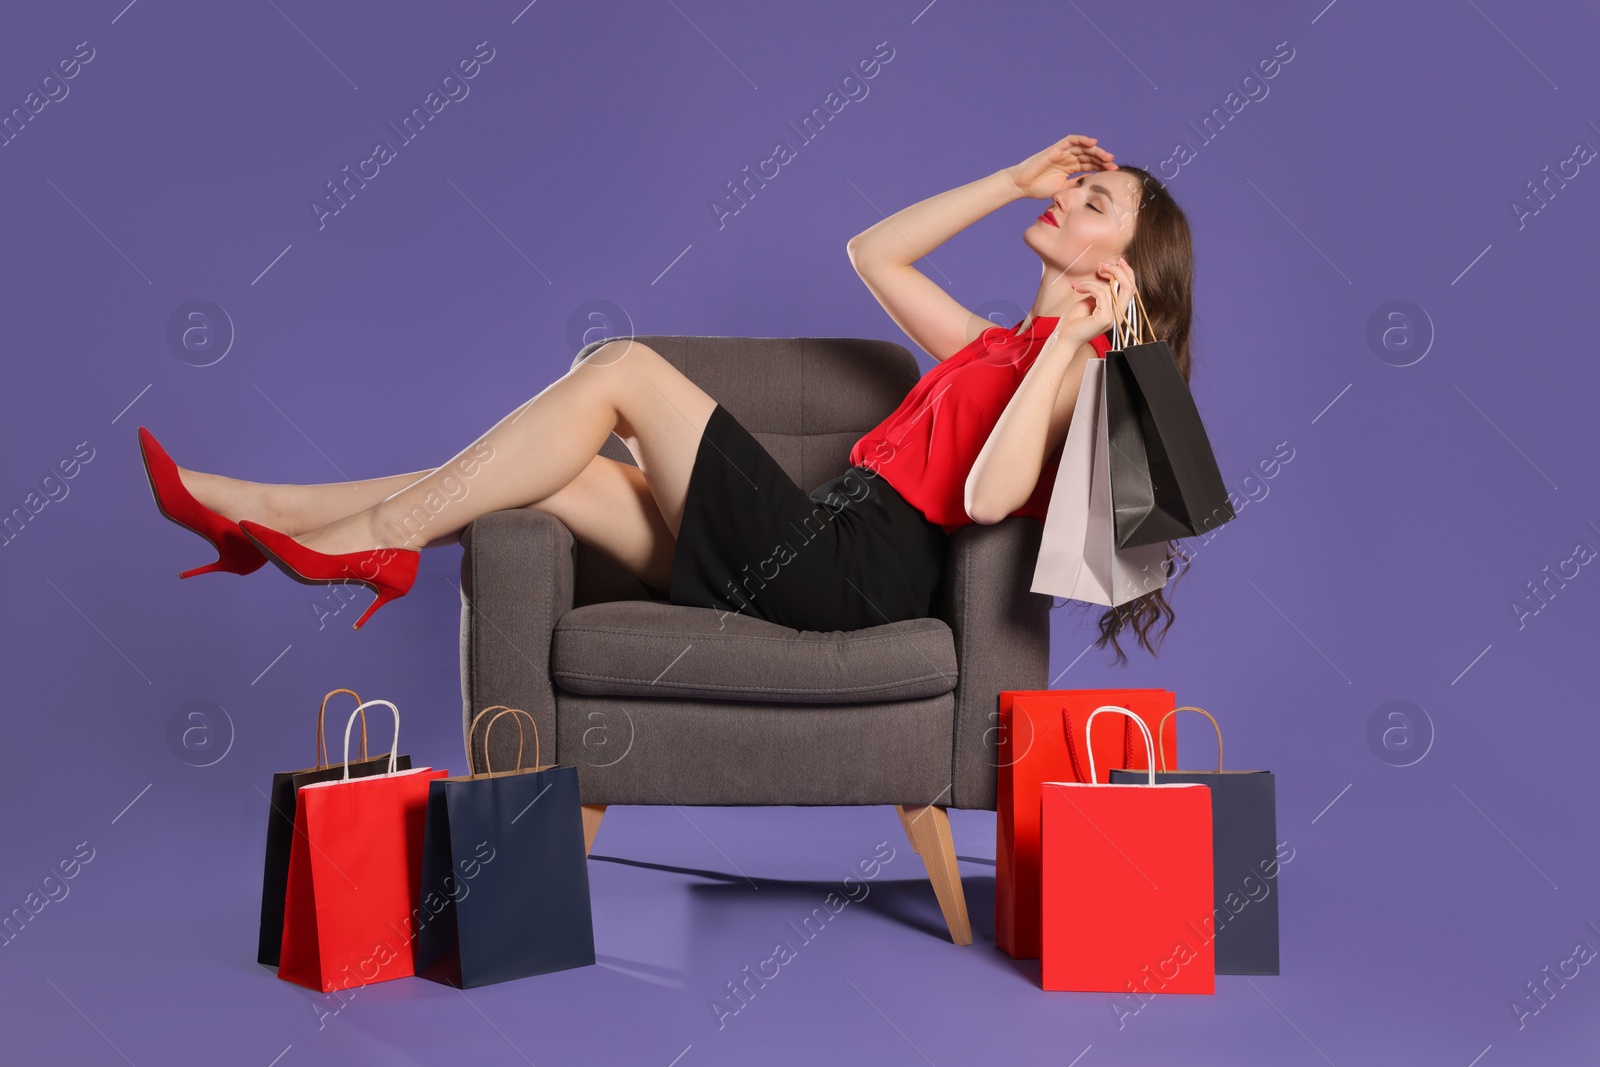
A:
457 334 1053 944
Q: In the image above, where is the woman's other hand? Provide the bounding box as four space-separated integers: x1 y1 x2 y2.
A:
1006 134 1117 199
1059 256 1137 344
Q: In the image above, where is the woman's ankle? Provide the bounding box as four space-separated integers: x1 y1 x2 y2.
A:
182 468 301 533
179 468 243 522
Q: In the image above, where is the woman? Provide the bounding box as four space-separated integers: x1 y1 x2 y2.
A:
139 134 1193 659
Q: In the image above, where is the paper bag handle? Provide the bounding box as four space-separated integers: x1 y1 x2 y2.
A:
340 699 399 779
1061 704 1138 783
484 708 537 774
1157 706 1223 772
476 707 540 775
316 688 368 769
468 705 516 773
467 706 542 775
1108 277 1159 349
468 704 511 761
1085 705 1156 786
1109 278 1138 350
1132 287 1154 344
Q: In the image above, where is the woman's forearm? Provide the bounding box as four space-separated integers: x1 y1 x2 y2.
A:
846 169 1023 266
964 334 1093 524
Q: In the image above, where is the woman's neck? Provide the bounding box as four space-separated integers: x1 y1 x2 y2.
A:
1020 293 1095 333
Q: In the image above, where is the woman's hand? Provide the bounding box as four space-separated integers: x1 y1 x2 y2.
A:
1006 134 1117 200
1056 256 1138 345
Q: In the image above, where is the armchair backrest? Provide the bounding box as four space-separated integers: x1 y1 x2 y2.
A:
580 333 922 483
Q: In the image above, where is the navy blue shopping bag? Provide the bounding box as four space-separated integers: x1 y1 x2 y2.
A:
1110 706 1280 975
413 707 596 988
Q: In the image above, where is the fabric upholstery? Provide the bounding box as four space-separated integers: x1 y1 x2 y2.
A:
458 508 572 777
553 692 958 807
932 516 1053 809
551 600 959 705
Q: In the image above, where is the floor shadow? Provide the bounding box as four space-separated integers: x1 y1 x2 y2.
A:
591 852 1004 946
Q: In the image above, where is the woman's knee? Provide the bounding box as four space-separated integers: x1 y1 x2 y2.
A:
574 338 663 375
573 337 660 400
568 340 714 472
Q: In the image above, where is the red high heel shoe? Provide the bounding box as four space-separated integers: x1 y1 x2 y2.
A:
138 427 268 579
238 519 420 630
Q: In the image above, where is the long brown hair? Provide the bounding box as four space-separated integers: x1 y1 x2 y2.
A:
1089 164 1196 664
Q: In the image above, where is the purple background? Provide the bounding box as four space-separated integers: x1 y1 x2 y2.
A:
2 0 1596 1063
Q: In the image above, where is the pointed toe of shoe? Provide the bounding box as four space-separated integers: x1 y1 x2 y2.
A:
142 430 269 578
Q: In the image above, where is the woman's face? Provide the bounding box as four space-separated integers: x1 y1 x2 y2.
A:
1024 170 1141 277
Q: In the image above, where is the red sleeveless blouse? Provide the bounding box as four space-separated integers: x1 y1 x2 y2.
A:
848 316 1114 534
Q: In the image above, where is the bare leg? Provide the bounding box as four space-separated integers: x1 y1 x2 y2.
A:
283 341 718 556
530 454 679 592
177 468 435 538
186 452 680 584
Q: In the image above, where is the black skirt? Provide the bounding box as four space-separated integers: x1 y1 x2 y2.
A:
667 403 949 632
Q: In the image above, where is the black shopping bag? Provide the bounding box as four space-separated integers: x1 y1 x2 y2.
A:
256 688 412 967
413 707 595 988
1110 706 1280 975
1104 286 1234 548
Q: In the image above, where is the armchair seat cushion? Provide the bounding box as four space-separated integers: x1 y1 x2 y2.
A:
550 600 959 705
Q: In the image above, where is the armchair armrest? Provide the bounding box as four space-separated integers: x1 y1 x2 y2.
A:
458 508 576 772
932 516 1052 810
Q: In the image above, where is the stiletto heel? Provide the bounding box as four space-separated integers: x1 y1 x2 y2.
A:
355 585 406 630
179 544 269 580
138 427 268 578
237 519 421 630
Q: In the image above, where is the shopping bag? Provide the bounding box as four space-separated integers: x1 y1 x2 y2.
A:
277 699 447 993
1111 706 1280 974
1104 285 1234 548
256 688 413 967
1030 355 1171 607
414 706 596 988
995 688 1176 960
1041 705 1213 993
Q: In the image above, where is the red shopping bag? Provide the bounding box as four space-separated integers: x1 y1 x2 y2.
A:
996 689 1176 959
277 699 448 993
1041 705 1213 993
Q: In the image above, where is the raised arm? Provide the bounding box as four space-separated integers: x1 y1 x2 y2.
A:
848 135 1118 363
846 169 1024 362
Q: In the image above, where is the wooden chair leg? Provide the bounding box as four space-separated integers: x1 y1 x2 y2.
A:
895 803 972 946
895 805 921 853
581 804 606 856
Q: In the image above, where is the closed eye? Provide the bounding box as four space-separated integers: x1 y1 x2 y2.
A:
1077 177 1110 214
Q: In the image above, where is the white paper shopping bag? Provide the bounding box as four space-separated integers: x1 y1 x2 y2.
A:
1030 359 1171 607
